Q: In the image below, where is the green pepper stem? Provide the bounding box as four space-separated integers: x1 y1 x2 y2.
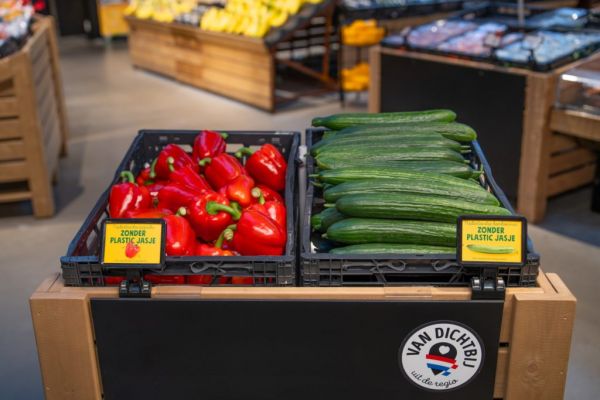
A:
176 207 187 217
215 230 227 248
199 157 211 167
251 187 265 205
167 156 175 172
206 201 241 220
149 158 158 179
230 201 242 214
120 171 135 183
234 147 254 158
220 132 229 139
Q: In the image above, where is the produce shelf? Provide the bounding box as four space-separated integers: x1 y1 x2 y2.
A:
300 128 540 287
61 130 300 287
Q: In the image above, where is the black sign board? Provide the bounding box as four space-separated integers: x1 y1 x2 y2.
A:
92 299 503 400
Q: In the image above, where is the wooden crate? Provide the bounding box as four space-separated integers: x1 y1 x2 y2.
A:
369 46 600 222
126 17 275 111
30 271 575 400
0 15 69 217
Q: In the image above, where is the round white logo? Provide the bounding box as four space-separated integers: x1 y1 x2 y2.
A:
399 321 484 392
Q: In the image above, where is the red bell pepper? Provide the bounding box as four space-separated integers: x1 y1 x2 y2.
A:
125 208 172 219
187 192 236 242
151 144 197 180
219 174 256 208
169 164 213 194
223 209 286 256
193 130 228 164
147 181 167 202
186 275 230 285
247 201 286 229
164 208 196 256
256 184 283 203
231 277 253 285
157 183 204 212
193 229 236 257
143 274 186 285
109 171 152 218
202 153 245 190
136 166 154 186
236 144 287 191
104 276 126 285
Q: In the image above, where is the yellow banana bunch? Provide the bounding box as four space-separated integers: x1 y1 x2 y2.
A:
200 0 323 37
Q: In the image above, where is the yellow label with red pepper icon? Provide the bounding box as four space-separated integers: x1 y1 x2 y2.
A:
458 216 526 265
102 221 164 265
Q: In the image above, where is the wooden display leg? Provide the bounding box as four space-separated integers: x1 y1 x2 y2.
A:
504 273 576 399
12 52 55 218
516 74 557 223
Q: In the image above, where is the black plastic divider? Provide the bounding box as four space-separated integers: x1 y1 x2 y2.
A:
61 130 300 287
300 128 540 287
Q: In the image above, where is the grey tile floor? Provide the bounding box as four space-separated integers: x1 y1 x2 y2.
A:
0 38 598 399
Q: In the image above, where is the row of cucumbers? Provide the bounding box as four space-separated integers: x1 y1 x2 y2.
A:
309 109 511 255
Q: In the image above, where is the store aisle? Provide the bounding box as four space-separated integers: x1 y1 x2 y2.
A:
0 37 597 400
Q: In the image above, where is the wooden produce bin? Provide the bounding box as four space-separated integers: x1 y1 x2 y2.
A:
0 15 69 217
125 6 337 113
31 271 575 400
369 46 600 222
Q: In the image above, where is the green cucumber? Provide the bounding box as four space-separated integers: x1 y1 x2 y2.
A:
312 110 456 130
314 147 466 164
321 130 338 139
312 132 458 154
324 179 499 205
326 218 457 246
466 244 515 254
330 243 456 255
315 167 483 189
311 207 346 233
336 193 511 223
316 158 481 179
312 136 462 156
324 122 477 142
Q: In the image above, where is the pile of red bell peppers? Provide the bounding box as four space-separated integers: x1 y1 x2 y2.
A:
107 130 288 284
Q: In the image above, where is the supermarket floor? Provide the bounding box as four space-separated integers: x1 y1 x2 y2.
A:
0 38 599 400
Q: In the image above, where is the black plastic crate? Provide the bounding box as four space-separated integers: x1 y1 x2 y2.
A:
61 130 300 287
300 128 540 287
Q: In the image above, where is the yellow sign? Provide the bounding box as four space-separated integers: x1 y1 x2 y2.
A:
102 221 164 265
459 217 526 265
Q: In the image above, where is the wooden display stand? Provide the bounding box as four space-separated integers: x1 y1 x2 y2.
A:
125 5 337 112
0 15 69 217
369 46 599 222
31 271 575 400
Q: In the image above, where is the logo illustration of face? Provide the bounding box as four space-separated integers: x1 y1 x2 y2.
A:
426 342 458 376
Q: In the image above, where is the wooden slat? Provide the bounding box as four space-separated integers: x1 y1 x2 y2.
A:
175 52 271 84
0 188 31 202
547 163 596 196
0 97 18 117
550 108 600 142
550 133 578 154
0 159 28 182
549 147 596 175
0 118 20 139
0 139 25 160
44 117 61 174
32 45 51 86
35 60 53 108
177 68 272 110
0 79 14 97
495 347 509 399
26 23 48 63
